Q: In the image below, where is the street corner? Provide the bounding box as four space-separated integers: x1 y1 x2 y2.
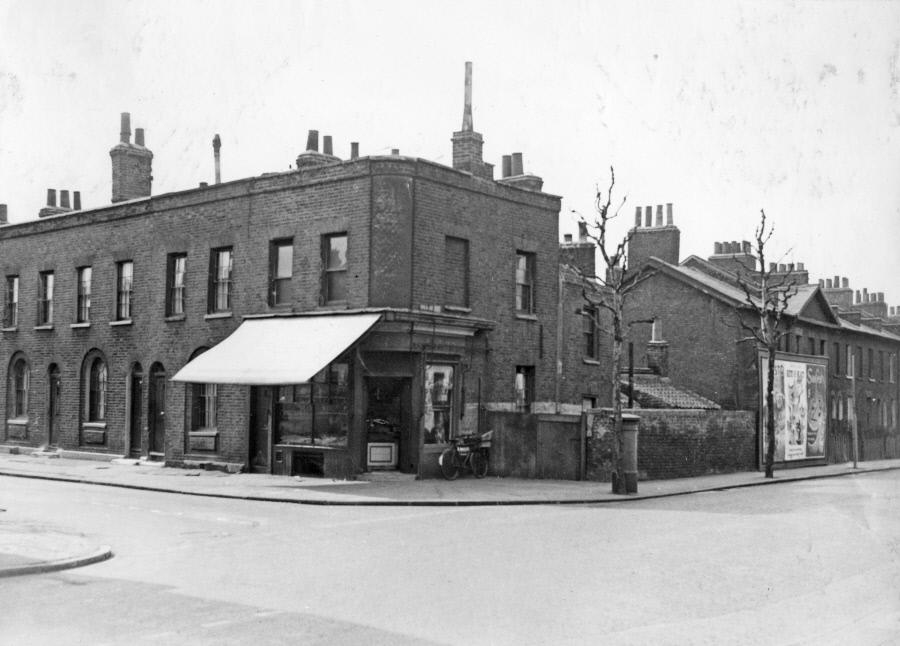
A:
0 523 113 578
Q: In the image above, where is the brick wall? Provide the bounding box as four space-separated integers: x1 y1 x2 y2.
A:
585 408 756 481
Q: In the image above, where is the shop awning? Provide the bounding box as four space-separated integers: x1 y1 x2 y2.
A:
171 313 381 385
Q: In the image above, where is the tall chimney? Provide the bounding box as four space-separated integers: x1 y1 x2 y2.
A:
323 135 333 156
111 112 153 202
666 203 673 225
120 112 131 144
655 204 663 226
60 190 70 209
73 191 81 210
47 189 56 207
634 206 642 227
462 61 473 131
306 129 319 152
350 142 359 159
213 134 222 184
511 152 523 176
644 205 652 227
502 155 512 179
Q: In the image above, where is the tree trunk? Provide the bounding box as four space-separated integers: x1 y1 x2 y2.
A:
765 343 777 478
611 296 625 494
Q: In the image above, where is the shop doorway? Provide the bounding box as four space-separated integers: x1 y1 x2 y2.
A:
48 364 61 447
365 377 413 472
129 363 143 457
249 386 274 473
147 363 166 456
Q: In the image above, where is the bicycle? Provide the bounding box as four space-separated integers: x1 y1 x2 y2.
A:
438 431 492 480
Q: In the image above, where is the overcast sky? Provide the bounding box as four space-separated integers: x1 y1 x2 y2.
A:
1 0 898 307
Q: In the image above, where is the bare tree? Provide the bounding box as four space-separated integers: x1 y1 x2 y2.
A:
733 209 799 478
576 167 639 494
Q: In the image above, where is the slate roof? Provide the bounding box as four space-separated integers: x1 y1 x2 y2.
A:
620 373 721 410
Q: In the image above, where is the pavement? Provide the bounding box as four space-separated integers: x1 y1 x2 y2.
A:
1 446 898 578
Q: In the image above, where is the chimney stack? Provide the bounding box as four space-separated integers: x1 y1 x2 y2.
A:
502 155 512 179
627 201 681 267
842 277 849 288
563 234 573 243
110 111 153 202
714 242 723 254
391 148 400 156
213 134 222 184
323 135 333 156
350 142 359 159
451 62 493 180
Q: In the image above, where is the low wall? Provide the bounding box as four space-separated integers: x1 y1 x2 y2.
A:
586 409 756 481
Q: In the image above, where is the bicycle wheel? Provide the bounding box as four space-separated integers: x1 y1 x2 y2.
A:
439 447 460 480
471 450 488 478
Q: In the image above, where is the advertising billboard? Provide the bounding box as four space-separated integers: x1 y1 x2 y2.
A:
760 354 828 463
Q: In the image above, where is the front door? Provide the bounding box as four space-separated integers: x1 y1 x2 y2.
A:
365 377 413 472
249 386 273 473
129 364 143 457
48 365 61 446
147 364 166 456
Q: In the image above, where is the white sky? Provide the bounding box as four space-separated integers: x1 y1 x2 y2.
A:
1 0 898 306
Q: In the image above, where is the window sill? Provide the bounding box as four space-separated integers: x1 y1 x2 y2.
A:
165 314 186 322
582 358 601 366
82 422 107 429
189 429 219 437
34 324 54 331
70 322 91 329
515 312 538 321
1 327 17 333
6 418 28 425
110 319 132 327
443 305 472 314
204 312 232 320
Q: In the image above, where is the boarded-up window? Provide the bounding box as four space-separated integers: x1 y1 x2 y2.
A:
444 236 469 307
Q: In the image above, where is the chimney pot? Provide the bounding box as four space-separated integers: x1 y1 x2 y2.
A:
0 204 7 224
199 181 208 188
60 190 70 209
306 129 319 152
666 203 673 225
391 148 400 156
797 262 804 271
833 275 840 287
462 61 474 131
787 263 794 272
323 136 333 156
564 234 573 243
863 288 869 302
742 241 752 254
120 112 131 144
511 152 523 176
47 188 56 207
135 128 145 147
714 242 723 254
769 262 777 272
842 277 849 288
213 134 222 184
634 206 642 228
655 204 663 227
644 205 652 227
825 278 833 288
878 292 884 302
502 155 512 179
350 142 359 159
855 290 861 303
578 221 588 241
778 264 786 272
73 191 81 210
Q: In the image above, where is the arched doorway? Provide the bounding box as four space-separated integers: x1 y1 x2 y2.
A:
148 363 166 457
129 363 143 457
48 364 61 446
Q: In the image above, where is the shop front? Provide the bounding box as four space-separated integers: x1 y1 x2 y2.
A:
172 309 493 478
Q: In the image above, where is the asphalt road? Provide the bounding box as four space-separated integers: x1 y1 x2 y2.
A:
1 471 898 645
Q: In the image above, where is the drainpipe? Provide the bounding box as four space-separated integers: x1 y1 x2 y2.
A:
555 267 564 413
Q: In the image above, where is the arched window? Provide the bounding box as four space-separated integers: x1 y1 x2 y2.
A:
88 357 107 422
9 356 29 419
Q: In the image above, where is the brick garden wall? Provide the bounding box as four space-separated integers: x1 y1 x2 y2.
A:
586 409 757 481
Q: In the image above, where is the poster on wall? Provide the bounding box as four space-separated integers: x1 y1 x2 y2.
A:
761 355 828 462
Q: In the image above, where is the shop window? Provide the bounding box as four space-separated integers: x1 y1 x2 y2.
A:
166 253 186 316
116 261 133 320
269 239 293 306
76 266 91 323
515 365 535 412
275 359 350 447
444 236 469 308
4 275 18 328
424 364 454 444
322 233 347 303
583 307 599 359
515 252 535 314
38 271 54 325
8 355 29 419
87 356 107 422
191 383 217 430
208 247 233 313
